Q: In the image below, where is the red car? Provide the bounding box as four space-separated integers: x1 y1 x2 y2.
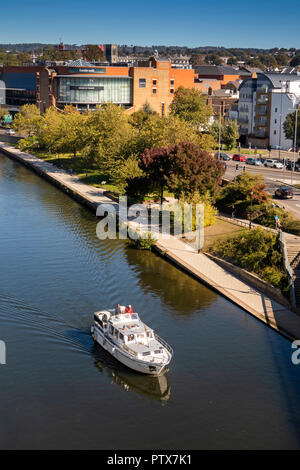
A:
232 154 247 162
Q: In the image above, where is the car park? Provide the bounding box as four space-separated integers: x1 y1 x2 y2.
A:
274 186 294 199
232 154 246 162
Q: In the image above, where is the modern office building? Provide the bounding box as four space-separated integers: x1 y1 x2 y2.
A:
238 72 300 149
0 57 195 116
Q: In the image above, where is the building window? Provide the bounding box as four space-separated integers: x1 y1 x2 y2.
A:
139 78 146 88
161 102 165 116
274 130 277 135
275 119 277 124
170 88 174 94
152 88 157 94
152 79 157 86
275 107 278 112
170 79 174 86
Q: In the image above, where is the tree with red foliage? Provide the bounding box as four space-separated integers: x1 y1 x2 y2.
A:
139 147 177 204
166 142 225 200
138 142 225 203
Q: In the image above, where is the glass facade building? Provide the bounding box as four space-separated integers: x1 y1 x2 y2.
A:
56 76 132 105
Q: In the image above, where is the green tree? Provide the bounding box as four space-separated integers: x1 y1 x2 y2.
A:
86 103 135 177
205 54 223 65
38 106 63 152
0 107 9 120
57 106 87 157
211 119 239 150
84 45 105 62
132 113 213 155
169 87 212 128
13 104 42 136
217 172 270 218
275 53 289 66
283 110 300 149
290 55 300 67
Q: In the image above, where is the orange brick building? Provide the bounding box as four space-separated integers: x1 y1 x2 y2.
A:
0 58 195 116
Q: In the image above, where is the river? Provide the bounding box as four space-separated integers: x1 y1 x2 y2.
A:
0 152 300 450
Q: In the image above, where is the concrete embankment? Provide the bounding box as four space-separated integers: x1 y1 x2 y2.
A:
2 141 300 342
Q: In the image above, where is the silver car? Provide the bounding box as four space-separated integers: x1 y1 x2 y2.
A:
246 157 262 166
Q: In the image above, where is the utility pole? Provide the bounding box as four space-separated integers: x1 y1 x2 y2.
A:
292 108 298 185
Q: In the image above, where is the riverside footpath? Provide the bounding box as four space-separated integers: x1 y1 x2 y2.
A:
1 141 300 342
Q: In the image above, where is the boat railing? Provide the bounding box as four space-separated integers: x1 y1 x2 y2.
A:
154 333 173 356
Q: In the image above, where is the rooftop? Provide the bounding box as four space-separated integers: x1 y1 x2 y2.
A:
67 59 95 67
194 65 240 76
263 72 300 88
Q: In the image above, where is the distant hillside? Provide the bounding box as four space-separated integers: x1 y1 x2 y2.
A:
0 43 79 52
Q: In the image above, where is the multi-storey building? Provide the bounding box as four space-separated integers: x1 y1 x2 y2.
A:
0 57 194 116
238 72 300 149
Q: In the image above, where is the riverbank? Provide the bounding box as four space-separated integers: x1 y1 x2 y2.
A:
2 141 300 341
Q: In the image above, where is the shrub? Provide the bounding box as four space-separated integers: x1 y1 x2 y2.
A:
128 232 156 251
209 228 288 290
18 136 40 152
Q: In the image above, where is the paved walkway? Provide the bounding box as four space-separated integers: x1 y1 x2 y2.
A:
2 142 300 341
0 142 118 209
156 236 300 341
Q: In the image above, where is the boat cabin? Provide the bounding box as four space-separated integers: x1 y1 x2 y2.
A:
93 309 165 360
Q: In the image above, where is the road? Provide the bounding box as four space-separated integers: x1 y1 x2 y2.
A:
224 161 300 218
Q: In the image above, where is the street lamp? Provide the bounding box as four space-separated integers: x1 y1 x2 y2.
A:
287 106 299 185
211 104 222 159
292 107 298 185
278 81 287 160
249 190 253 229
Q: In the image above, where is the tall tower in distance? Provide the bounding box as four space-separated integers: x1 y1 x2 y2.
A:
104 44 118 64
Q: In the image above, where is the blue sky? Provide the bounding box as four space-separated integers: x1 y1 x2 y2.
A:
1 0 299 49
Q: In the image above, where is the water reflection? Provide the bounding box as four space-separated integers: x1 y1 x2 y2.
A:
125 248 217 314
93 348 171 403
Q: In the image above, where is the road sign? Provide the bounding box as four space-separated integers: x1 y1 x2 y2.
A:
3 114 12 124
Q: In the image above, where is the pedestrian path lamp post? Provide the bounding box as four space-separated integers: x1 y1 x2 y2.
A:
197 206 204 254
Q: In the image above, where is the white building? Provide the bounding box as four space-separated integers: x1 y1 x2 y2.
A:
238 73 300 149
269 82 300 150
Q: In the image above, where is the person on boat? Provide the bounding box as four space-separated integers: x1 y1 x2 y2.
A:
125 305 133 314
115 304 121 315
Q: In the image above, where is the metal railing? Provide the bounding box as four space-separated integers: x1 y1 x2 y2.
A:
279 231 296 308
218 214 277 233
154 333 173 357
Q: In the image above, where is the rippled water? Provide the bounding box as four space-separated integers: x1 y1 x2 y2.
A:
0 153 300 449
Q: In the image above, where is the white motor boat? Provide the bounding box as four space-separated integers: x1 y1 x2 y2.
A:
91 307 173 375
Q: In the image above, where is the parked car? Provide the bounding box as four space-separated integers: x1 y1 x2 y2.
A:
274 186 294 199
216 152 231 161
5 128 15 135
246 157 262 165
232 154 247 162
264 159 283 168
264 159 276 167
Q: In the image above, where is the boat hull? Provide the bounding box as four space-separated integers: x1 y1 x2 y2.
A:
92 326 168 376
